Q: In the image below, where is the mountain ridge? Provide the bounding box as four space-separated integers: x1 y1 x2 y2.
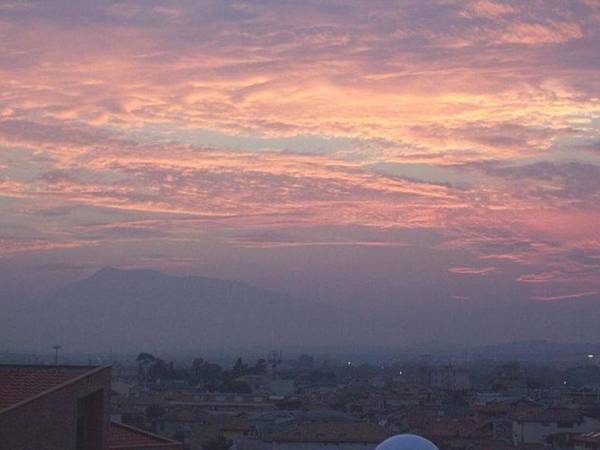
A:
2 267 600 353
36 267 384 353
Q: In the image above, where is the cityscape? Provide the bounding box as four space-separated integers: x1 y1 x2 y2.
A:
1 1 599 449
2 344 600 449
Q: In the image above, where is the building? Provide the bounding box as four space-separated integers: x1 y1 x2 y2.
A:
574 431 600 450
562 386 600 409
385 383 436 407
0 364 112 450
169 393 276 414
0 364 181 450
511 408 600 446
418 416 491 448
271 421 389 450
190 414 254 450
271 379 295 397
155 407 209 444
429 365 471 392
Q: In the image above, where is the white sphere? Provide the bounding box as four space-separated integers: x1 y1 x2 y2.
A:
375 434 438 450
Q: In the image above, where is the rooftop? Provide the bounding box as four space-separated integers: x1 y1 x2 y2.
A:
510 408 583 423
0 364 106 413
272 421 389 444
574 431 600 444
110 421 181 449
421 417 485 439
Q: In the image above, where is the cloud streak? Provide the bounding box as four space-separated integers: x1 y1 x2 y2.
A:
0 0 599 304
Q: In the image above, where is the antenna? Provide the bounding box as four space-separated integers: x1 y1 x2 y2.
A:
268 350 282 378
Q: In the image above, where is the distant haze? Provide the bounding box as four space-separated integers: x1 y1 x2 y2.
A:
1 267 599 354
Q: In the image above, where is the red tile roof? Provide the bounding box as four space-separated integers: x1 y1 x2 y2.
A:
0 366 86 411
272 421 389 444
511 408 583 423
422 417 486 439
574 431 600 444
110 422 182 449
448 440 545 450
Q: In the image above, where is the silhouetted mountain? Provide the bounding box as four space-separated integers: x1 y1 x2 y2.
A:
38 267 381 352
3 267 600 354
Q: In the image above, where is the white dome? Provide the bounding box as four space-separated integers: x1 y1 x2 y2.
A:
375 434 438 450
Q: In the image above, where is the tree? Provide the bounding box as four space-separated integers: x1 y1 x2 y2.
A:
148 358 175 381
222 380 251 394
254 358 267 375
309 369 337 385
193 357 205 370
233 357 247 375
137 352 156 381
136 352 156 364
191 358 223 389
223 357 249 385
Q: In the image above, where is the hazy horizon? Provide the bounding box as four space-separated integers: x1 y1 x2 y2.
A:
1 266 599 355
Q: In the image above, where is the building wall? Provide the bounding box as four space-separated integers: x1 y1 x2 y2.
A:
512 417 600 445
270 379 295 396
492 419 513 442
115 445 182 450
575 442 600 450
0 367 111 450
273 442 377 450
430 366 471 392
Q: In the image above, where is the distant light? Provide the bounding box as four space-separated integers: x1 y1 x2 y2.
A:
587 354 595 359
347 361 352 366
563 380 568 385
399 371 403 375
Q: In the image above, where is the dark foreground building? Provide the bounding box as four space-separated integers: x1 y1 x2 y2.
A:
0 364 181 450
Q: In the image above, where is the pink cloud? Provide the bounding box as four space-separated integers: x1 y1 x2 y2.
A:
531 291 599 301
0 238 90 256
0 1 596 164
448 266 498 275
451 294 472 300
0 0 597 300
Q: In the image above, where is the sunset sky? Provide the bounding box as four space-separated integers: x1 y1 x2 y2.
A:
1 0 599 316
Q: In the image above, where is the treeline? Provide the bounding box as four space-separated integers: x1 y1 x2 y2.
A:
135 353 269 393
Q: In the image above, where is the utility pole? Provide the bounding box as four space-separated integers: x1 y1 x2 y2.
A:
53 345 61 366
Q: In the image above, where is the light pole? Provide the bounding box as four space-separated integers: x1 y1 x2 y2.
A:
53 345 61 366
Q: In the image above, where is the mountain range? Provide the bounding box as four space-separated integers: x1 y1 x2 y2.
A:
31 267 389 353
1 267 599 353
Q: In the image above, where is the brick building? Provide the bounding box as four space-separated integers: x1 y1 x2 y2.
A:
0 364 181 450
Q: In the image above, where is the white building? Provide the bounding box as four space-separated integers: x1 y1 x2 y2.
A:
511 409 600 446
